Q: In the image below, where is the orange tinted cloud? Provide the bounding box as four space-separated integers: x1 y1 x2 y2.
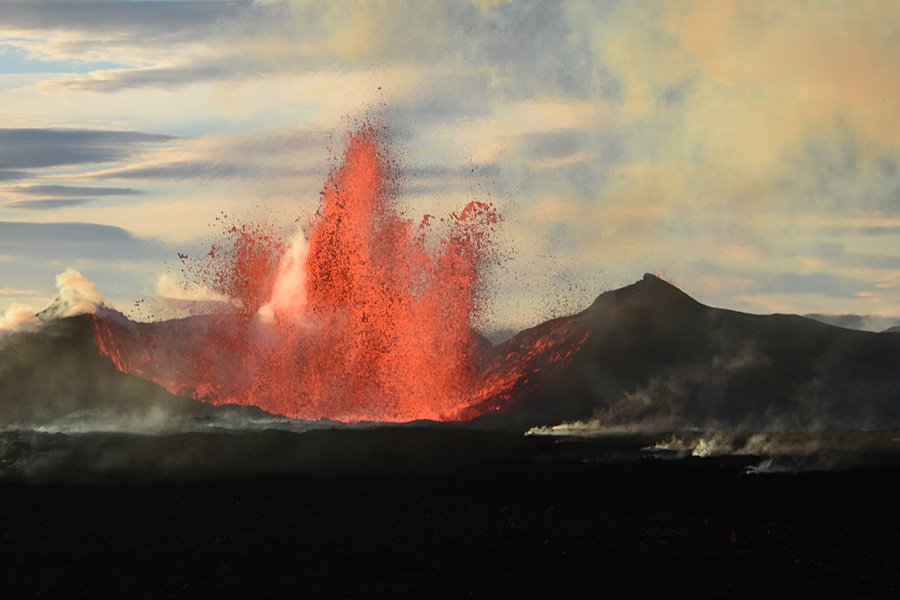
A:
675 1 900 144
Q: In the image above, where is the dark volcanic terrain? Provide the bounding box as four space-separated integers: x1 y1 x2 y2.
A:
0 314 206 428
3 439 900 599
0 313 270 430
475 274 900 431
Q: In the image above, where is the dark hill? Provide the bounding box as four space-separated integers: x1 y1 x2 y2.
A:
0 313 243 428
473 274 900 431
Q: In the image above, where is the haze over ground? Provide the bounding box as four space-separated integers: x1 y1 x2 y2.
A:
1 1 899 333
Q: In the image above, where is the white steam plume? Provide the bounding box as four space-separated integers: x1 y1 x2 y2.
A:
0 303 40 335
257 229 309 325
155 273 230 303
54 268 107 317
2 268 107 333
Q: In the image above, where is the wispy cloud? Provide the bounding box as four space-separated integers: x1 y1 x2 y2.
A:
0 286 45 297
0 170 29 181
0 128 175 170
4 184 143 197
0 0 248 67
35 62 261 94
81 160 280 182
3 198 94 210
0 1 247 37
9 0 604 97
0 221 166 261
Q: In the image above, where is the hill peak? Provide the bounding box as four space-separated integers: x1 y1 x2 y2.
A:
586 273 702 314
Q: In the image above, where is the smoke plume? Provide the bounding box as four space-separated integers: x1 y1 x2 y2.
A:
42 268 107 319
3 268 107 337
256 228 309 325
155 273 231 304
0 303 40 336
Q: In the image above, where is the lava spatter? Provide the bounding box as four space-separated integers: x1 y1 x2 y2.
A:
91 121 585 422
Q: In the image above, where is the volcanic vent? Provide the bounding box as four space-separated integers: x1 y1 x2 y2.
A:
91 122 586 422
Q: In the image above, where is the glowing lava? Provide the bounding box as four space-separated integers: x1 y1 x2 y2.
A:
92 122 586 421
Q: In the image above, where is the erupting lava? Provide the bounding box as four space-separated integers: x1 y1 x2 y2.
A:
92 122 585 421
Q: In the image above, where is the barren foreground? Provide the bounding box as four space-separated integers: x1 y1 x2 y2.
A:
3 429 900 599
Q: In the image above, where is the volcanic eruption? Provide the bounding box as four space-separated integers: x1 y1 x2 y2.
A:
89 122 586 422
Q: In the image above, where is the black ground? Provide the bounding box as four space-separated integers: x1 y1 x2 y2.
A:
3 431 900 599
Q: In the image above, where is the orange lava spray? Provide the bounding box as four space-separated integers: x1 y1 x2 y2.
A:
93 122 506 421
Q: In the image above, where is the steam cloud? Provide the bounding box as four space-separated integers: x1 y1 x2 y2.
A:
1 268 106 336
0 303 40 335
52 268 107 317
256 228 309 325
155 273 230 304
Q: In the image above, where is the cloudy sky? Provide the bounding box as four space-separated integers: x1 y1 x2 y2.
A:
1 0 899 331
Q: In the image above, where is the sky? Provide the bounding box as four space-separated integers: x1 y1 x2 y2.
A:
1 0 900 332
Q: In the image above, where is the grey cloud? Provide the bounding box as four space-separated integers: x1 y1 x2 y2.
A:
3 199 94 210
461 1 599 98
0 219 173 305
840 253 900 270
805 243 900 270
546 222 579 254
71 128 329 180
520 130 624 169
0 1 249 42
84 160 317 182
0 129 175 170
0 221 166 262
503 159 603 201
4 1 294 93
601 79 622 103
860 226 900 236
755 272 866 299
595 134 627 167
0 170 29 181
381 73 496 126
799 136 860 203
807 134 860 179
407 164 501 181
682 261 871 303
658 78 695 110
45 62 259 93
19 0 614 102
8 185 143 197
403 164 502 197
811 242 844 258
563 161 606 198
780 131 900 216
2 1 264 93
225 129 331 160
510 131 623 200
268 0 603 90
823 224 900 237
663 87 685 106
521 131 584 162
87 161 253 181
799 242 900 270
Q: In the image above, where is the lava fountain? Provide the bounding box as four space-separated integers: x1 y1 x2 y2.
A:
91 122 587 422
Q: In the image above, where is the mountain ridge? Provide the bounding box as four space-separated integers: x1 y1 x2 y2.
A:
473 274 900 431
4 274 899 433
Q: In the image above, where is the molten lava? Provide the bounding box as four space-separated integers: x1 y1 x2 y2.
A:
92 122 586 421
